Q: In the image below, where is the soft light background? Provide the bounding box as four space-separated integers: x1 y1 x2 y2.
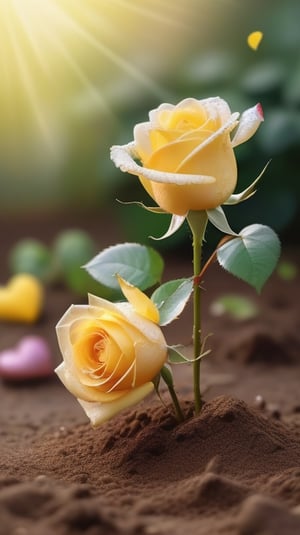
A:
1 0 299 244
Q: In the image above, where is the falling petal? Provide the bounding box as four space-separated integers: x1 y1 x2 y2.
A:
247 31 263 51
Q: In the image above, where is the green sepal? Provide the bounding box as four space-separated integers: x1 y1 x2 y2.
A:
117 199 167 214
167 341 211 365
207 206 237 236
224 161 271 205
150 214 186 240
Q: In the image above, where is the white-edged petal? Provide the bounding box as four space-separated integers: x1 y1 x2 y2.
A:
176 97 207 110
190 96 232 122
231 104 264 148
56 305 97 369
110 142 215 185
87 294 126 316
78 382 154 427
148 97 232 129
133 122 153 159
149 102 175 124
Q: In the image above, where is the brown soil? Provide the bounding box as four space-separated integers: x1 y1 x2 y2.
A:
0 214 300 535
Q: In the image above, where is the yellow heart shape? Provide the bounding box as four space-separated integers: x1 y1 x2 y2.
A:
0 274 44 323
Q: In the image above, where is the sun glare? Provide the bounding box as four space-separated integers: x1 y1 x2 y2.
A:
0 1 197 161
0 0 225 180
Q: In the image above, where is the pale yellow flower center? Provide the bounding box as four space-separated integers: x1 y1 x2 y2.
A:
158 108 207 130
71 319 136 393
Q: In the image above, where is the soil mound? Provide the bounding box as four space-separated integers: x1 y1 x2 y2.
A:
1 396 300 534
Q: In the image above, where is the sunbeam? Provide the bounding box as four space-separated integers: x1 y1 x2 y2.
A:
0 0 232 182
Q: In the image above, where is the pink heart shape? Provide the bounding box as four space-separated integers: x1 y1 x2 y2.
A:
0 336 53 380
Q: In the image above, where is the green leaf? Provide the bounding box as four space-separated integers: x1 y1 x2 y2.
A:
151 278 193 326
85 243 164 291
217 224 281 292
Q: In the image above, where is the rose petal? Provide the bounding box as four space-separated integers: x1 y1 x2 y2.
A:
87 294 126 316
115 304 167 346
77 382 154 427
231 104 264 148
133 122 153 161
56 303 124 374
117 275 160 324
182 96 232 123
148 102 175 125
247 31 263 51
110 143 215 185
175 112 239 172
147 136 207 173
55 362 128 402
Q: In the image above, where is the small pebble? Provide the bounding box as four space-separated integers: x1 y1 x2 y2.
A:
254 395 266 410
53 426 68 439
34 475 47 484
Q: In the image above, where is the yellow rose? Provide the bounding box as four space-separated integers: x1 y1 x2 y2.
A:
111 97 264 215
55 276 167 426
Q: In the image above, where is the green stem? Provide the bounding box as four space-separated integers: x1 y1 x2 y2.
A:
187 211 208 415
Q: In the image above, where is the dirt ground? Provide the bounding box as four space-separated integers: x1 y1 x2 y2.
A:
0 213 300 535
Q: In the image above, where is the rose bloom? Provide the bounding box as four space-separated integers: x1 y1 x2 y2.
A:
111 97 264 216
55 277 167 426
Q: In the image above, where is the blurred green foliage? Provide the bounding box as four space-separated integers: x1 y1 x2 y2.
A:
1 0 299 246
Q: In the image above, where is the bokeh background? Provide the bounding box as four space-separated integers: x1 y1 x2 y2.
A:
1 0 299 250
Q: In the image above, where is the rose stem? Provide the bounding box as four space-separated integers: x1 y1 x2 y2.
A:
187 211 208 415
194 235 234 287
